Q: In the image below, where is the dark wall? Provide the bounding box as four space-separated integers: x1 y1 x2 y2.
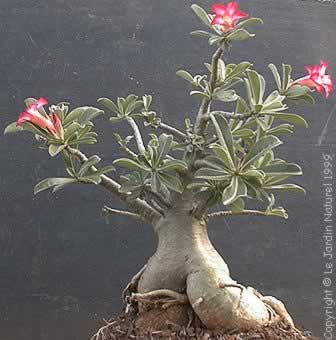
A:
0 0 335 339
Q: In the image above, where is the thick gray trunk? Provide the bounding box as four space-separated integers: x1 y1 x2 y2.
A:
137 207 272 331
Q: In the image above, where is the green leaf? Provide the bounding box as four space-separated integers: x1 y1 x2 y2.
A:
226 28 255 41
266 207 288 219
113 158 149 171
233 128 255 138
212 88 238 102
78 155 101 177
48 144 66 157
156 134 173 166
261 163 302 176
268 64 282 90
176 70 194 83
64 107 103 125
190 30 213 39
4 122 23 134
191 4 212 28
242 136 282 168
246 70 265 105
34 177 78 194
64 122 84 141
236 17 263 29
225 62 252 83
285 85 310 98
222 176 247 205
266 124 294 136
97 97 120 114
92 165 115 177
264 183 305 194
282 64 292 92
195 167 231 181
228 197 245 212
265 112 308 128
158 172 183 193
143 95 152 110
79 174 102 185
210 112 236 167
158 159 188 172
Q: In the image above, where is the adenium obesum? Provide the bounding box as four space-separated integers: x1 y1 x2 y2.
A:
211 2 249 32
293 60 334 98
5 1 336 334
16 97 64 139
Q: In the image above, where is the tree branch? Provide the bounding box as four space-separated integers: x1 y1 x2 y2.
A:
65 146 162 224
102 205 143 221
194 47 224 136
126 117 146 154
158 122 187 141
212 111 254 120
208 210 272 218
146 187 172 209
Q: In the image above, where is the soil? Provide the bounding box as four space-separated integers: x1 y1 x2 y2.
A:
90 312 319 340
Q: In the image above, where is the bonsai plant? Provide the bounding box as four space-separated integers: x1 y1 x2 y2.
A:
4 1 333 337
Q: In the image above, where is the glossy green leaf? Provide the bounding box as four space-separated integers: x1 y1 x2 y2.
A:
264 183 305 194
113 158 149 171
268 64 282 90
212 88 238 102
34 177 77 194
210 112 235 167
77 155 101 177
158 172 183 193
191 4 212 28
48 144 66 157
265 112 308 128
242 135 282 168
195 167 231 181
226 28 255 41
261 163 302 176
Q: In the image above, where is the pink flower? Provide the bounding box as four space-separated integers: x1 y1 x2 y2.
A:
293 60 333 98
211 2 249 32
17 97 64 139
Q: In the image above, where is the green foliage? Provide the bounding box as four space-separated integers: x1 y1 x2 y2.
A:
114 134 187 194
192 111 305 216
98 95 146 123
33 153 115 195
268 63 315 104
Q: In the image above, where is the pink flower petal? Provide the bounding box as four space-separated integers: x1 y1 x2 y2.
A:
226 2 239 16
212 15 226 25
36 97 48 108
212 4 227 16
51 113 64 139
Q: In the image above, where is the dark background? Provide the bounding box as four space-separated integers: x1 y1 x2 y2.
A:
0 0 335 339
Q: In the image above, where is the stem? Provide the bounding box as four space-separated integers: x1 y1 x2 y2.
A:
102 206 143 220
194 47 223 137
126 117 146 154
208 210 272 218
158 122 187 141
65 146 161 223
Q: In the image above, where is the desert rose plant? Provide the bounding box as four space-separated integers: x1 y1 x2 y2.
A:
5 2 333 334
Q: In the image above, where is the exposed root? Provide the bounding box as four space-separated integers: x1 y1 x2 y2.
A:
131 289 188 309
90 319 118 340
122 265 147 303
261 295 295 328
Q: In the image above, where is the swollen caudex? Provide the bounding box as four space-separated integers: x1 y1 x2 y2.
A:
136 211 292 331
